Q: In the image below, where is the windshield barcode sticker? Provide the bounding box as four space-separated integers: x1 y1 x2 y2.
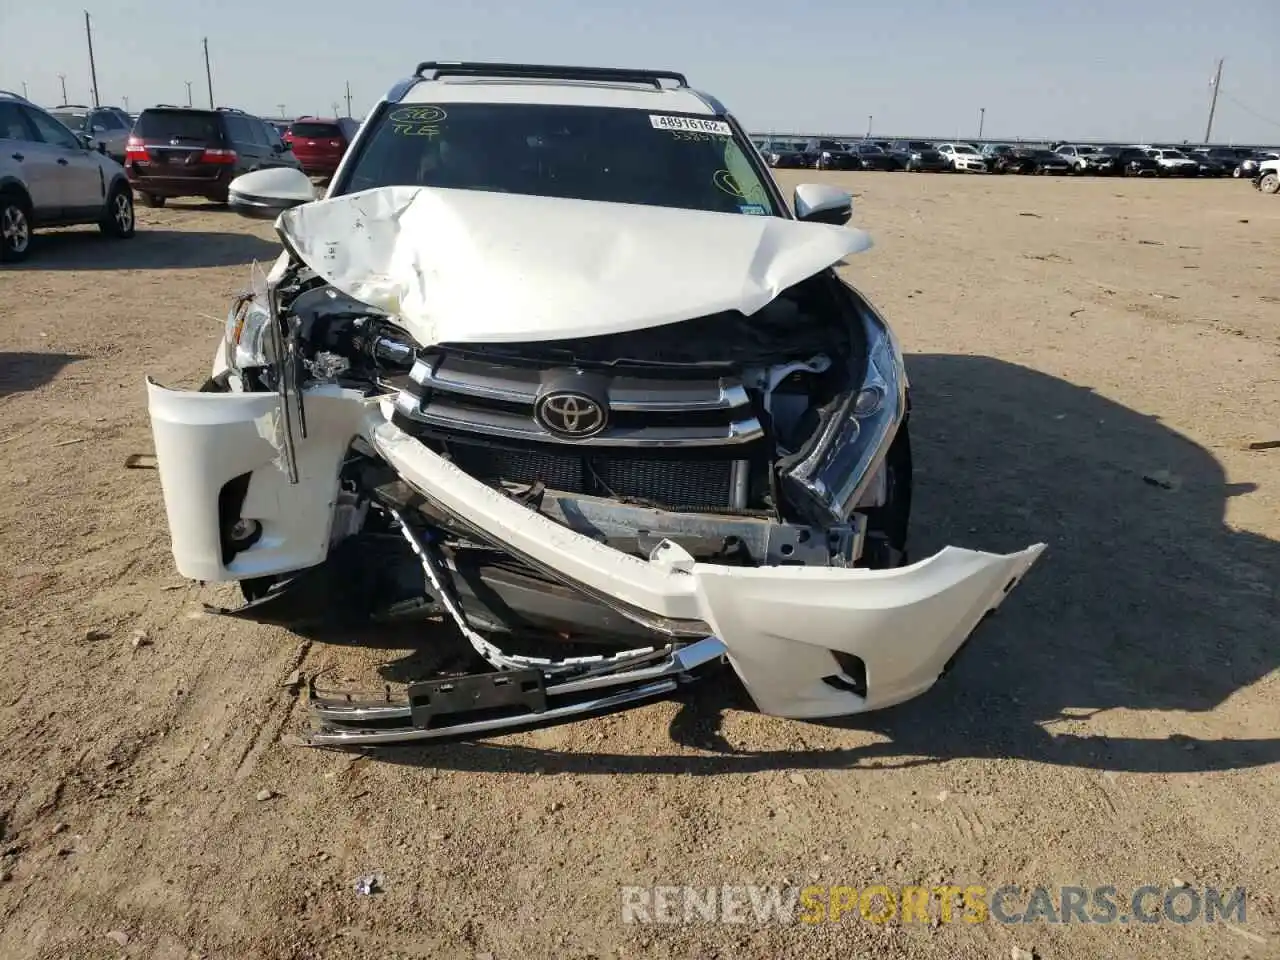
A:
649 115 732 136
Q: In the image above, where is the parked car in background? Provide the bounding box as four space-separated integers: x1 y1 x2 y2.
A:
844 141 901 171
890 140 949 172
1053 144 1116 175
760 140 808 169
1099 146 1159 177
980 143 1015 171
1145 148 1200 177
801 138 859 170
284 117 355 178
935 142 986 172
0 90 135 261
1184 151 1230 178
1006 148 1071 175
48 104 132 163
126 106 302 207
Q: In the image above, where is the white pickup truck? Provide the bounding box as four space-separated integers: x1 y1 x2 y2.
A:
1255 157 1279 195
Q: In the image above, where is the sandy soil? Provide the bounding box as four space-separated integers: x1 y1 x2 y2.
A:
0 174 1277 960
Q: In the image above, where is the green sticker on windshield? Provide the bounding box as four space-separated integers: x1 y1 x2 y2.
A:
389 105 446 137
713 169 746 198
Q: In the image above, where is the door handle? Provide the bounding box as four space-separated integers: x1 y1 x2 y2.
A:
10 153 22 161
57 158 69 166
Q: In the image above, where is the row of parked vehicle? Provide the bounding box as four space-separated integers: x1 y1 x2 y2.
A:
754 136 1280 179
0 90 361 261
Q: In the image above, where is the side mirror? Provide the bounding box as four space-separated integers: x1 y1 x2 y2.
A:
97 141 106 155
793 183 853 226
228 167 315 221
78 132 96 150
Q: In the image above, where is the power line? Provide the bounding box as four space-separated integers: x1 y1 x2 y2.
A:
1216 87 1280 132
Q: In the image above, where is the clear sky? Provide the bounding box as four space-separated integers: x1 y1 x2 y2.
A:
2 0 1277 143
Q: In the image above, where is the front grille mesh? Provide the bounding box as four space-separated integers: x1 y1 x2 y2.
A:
447 442 734 512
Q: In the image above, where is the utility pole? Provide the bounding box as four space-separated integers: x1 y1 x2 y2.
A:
1204 58 1224 143
21 81 28 99
277 103 286 119
122 95 129 112
344 81 352 118
58 73 68 102
85 11 100 107
978 107 986 140
331 101 340 118
185 81 193 107
203 37 214 108
866 114 872 138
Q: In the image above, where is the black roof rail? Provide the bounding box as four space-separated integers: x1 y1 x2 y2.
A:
216 106 248 113
154 103 186 108
0 89 34 104
413 61 687 89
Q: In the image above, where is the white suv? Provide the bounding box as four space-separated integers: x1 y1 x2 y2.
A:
1254 158 1280 195
0 90 136 262
935 142 987 172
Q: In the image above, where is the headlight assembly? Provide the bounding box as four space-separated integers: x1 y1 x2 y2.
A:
780 300 906 526
224 295 274 373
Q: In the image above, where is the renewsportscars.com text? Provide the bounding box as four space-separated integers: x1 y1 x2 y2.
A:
620 884 1247 926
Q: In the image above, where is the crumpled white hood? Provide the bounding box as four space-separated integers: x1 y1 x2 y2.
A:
275 186 872 347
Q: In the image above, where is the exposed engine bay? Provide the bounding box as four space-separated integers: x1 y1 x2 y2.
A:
146 184 1043 745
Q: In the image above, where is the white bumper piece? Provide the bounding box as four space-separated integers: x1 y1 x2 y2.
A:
146 382 1044 718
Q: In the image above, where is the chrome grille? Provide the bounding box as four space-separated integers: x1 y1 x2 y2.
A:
395 354 763 449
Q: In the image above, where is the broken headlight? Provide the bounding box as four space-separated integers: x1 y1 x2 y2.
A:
224 296 274 373
779 301 906 526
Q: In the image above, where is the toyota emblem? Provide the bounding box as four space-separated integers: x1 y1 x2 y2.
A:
535 392 607 439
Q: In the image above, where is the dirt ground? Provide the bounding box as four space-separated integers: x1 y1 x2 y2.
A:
1 173 1277 960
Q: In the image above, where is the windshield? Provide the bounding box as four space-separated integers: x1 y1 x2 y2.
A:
51 111 87 130
954 145 979 155
290 121 343 139
135 110 223 142
1162 150 1187 158
341 102 779 216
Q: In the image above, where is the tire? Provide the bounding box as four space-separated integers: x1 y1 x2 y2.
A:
98 183 136 239
139 192 165 208
1232 166 1243 179
0 191 33 263
1260 173 1280 195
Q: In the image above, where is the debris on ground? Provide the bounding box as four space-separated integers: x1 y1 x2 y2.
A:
281 669 303 692
124 453 157 469
1142 470 1182 491
1018 212 1041 218
1011 947 1035 960
1246 440 1280 451
53 438 86 447
354 874 382 895
255 789 275 803
105 930 130 947
789 773 809 787
84 628 110 642
132 630 152 649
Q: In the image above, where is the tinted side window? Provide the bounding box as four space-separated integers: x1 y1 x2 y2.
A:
224 115 254 145
23 107 82 149
94 111 126 130
0 103 32 141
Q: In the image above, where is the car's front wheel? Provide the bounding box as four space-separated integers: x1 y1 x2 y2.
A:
1260 173 1280 195
0 192 32 263
99 184 136 239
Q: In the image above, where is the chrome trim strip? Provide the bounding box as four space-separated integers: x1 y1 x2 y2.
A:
308 637 726 727
305 679 680 745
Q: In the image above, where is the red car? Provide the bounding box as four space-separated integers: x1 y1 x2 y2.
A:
283 117 355 177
